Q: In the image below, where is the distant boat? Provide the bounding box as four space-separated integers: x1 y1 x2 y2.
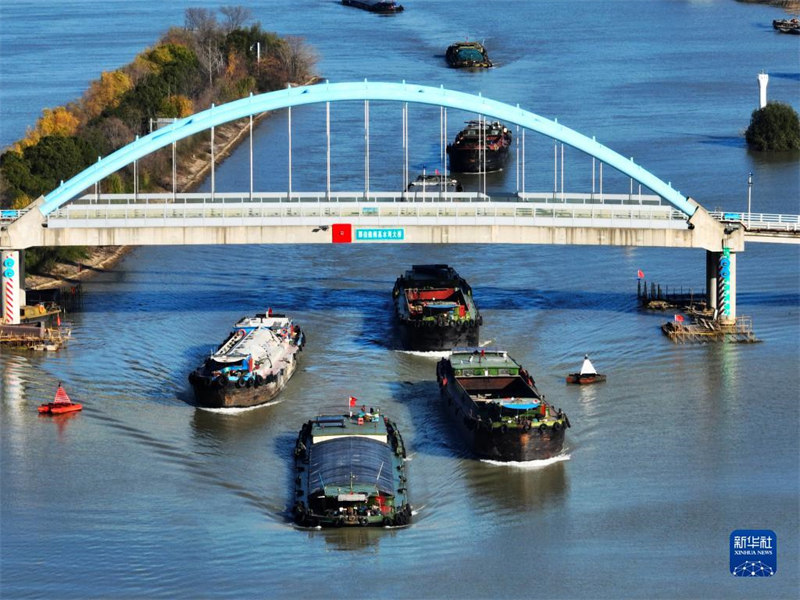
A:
773 18 800 34
38 383 83 414
445 41 492 69
407 173 463 193
446 120 512 173
566 355 606 385
341 0 404 14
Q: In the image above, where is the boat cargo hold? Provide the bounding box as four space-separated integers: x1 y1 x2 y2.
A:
292 409 412 528
437 349 570 461
446 120 512 173
188 310 305 409
392 264 482 351
445 41 492 68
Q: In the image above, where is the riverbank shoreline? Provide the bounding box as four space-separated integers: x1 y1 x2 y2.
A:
25 95 295 291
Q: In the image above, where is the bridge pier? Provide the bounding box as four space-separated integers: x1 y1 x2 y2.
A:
706 247 736 323
2 250 24 325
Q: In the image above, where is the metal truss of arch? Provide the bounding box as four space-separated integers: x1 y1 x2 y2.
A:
39 81 695 217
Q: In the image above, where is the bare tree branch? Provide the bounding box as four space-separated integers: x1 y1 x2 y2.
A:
220 6 252 32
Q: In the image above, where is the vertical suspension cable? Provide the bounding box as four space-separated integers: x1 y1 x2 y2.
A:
515 125 519 194
440 106 445 194
481 115 487 197
249 113 253 201
210 116 215 199
172 120 177 202
592 157 596 196
403 102 408 197
288 105 292 200
553 139 557 198
364 100 370 197
560 143 564 200
134 135 139 202
522 129 526 195
326 102 331 200
95 156 101 203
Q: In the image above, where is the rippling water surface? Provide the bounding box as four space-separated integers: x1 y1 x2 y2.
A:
1 1 798 599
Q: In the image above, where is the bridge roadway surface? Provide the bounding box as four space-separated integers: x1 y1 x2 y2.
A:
2 191 797 251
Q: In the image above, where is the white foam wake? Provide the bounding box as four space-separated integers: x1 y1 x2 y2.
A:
195 398 283 413
481 453 571 469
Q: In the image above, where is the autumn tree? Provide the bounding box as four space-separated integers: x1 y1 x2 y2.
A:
83 70 133 120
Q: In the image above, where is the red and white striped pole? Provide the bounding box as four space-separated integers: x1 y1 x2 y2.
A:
2 250 21 325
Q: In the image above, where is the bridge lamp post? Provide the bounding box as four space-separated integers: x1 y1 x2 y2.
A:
747 172 753 228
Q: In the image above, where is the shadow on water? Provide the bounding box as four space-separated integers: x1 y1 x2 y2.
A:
389 379 474 460
699 135 746 149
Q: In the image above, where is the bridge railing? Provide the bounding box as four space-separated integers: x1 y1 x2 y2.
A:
711 211 800 232
57 191 668 207
44 192 688 229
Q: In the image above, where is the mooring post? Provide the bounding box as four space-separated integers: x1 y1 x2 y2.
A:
2 250 21 325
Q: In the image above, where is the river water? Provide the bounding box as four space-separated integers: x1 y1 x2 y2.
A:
1 1 799 599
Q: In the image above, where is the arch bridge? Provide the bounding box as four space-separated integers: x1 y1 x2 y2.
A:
1 81 777 325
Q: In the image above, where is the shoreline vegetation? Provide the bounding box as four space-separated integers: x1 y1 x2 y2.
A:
0 6 318 291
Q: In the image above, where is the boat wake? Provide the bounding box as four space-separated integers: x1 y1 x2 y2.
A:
196 399 284 414
482 453 571 469
396 349 451 359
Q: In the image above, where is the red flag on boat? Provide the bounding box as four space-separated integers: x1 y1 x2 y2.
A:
637 269 644 279
349 396 358 407
267 307 272 317
674 314 685 322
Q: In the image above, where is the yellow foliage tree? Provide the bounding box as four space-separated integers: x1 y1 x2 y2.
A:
13 106 81 152
161 95 194 118
83 70 133 119
11 193 32 210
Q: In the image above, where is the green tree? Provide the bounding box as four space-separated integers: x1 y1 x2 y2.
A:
745 102 800 152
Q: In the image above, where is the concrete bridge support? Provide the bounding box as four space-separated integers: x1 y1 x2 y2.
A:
706 247 736 323
2 250 22 325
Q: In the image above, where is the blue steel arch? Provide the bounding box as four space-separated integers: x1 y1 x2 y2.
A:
39 81 695 217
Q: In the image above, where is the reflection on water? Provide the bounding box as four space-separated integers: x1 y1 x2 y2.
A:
1 353 27 406
303 524 400 552
463 459 569 515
